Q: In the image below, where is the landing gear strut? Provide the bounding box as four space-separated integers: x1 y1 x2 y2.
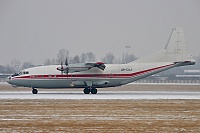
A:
83 87 97 94
32 88 38 94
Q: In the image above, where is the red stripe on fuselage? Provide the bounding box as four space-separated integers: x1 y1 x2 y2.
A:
13 64 174 80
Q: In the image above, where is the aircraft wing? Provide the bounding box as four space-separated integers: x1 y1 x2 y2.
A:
57 62 106 73
85 62 106 71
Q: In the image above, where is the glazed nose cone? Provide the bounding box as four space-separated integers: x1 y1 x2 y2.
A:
5 76 11 84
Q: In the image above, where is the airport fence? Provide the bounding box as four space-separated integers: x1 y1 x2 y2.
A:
134 79 200 84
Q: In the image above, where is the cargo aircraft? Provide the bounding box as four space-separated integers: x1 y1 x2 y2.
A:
6 27 195 94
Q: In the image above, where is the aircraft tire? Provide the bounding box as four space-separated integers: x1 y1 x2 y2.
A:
83 88 90 94
32 89 38 94
91 88 97 94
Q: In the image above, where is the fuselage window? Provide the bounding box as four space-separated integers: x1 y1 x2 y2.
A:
25 71 29 74
21 71 29 75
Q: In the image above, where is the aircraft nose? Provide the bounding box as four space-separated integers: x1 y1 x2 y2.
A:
5 76 12 84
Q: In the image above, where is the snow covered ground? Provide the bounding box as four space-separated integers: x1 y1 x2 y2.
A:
0 91 199 99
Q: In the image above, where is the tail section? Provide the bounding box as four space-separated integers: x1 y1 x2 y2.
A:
164 27 190 62
132 27 195 65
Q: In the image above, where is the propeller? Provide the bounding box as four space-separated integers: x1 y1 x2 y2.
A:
65 58 69 76
57 58 69 76
60 60 64 75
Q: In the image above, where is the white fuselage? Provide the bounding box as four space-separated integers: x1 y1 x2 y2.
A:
6 62 176 89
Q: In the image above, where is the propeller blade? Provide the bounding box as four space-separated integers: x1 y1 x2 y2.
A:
66 67 69 75
61 60 63 75
65 58 69 76
65 58 68 66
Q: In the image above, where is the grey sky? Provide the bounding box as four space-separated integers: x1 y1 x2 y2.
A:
0 0 199 65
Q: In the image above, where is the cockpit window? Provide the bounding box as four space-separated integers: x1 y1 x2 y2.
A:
12 71 29 77
11 73 19 77
11 71 29 77
18 71 22 75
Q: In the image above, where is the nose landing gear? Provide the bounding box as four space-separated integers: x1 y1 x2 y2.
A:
83 87 97 94
32 88 38 94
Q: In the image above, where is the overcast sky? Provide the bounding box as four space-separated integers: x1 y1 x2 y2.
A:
0 0 199 65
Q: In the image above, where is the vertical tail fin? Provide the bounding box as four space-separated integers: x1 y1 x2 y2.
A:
164 27 189 61
132 27 195 65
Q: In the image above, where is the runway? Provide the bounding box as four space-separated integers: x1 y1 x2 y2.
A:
0 91 200 99
1 84 200 132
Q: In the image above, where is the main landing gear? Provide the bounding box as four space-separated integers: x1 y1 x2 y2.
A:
32 88 38 94
83 87 97 94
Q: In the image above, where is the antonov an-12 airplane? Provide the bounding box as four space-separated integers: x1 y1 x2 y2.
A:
6 27 195 94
